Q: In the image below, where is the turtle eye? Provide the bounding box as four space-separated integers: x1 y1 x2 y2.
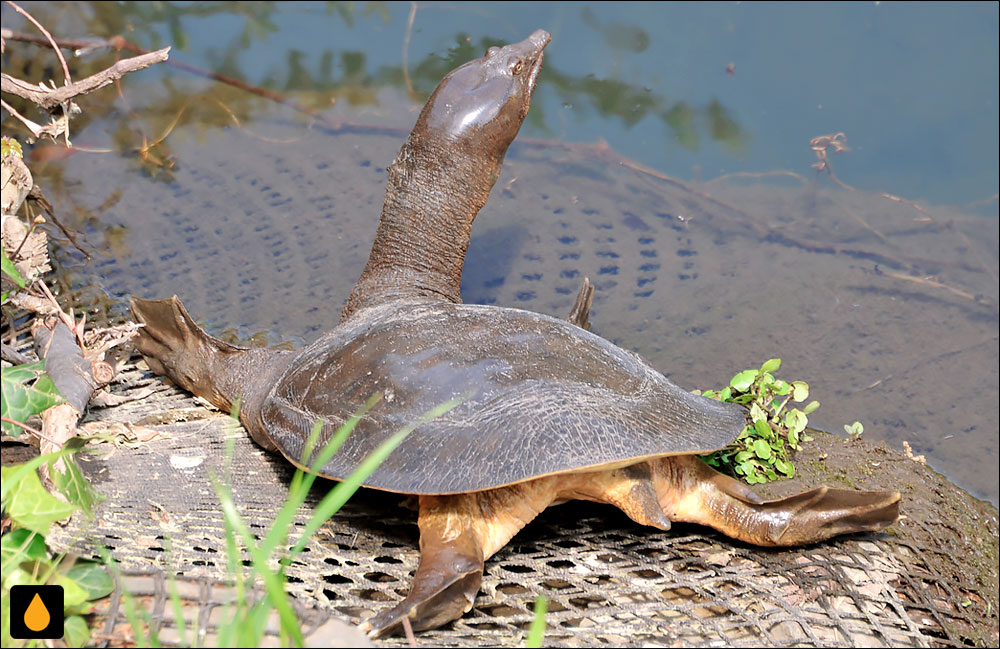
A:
510 58 524 76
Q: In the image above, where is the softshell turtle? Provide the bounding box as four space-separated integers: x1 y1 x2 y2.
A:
131 29 901 637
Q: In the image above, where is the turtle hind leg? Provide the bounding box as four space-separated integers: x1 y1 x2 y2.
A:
364 482 558 638
652 455 901 547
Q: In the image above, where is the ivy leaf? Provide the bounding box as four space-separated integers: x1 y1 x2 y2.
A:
62 615 91 648
1 363 65 437
65 562 114 601
50 441 104 518
1 246 26 288
52 572 91 608
0 528 48 564
1 465 77 535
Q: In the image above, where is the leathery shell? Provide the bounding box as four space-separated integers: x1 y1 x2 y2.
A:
261 298 747 494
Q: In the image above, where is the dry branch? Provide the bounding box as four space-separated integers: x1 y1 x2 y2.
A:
1 47 170 110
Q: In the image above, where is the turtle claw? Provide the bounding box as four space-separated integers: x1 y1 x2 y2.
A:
364 567 482 638
567 277 594 330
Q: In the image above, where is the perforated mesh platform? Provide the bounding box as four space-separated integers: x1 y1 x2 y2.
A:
37 362 997 647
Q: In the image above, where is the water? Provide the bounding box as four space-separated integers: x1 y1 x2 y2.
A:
4 2 997 504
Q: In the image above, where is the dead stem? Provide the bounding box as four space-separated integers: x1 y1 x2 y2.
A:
5 0 72 85
402 1 418 99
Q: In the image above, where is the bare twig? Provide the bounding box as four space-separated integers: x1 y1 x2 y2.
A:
0 97 42 138
1 48 170 110
0 28 107 54
2 415 58 445
402 1 418 99
875 267 993 306
3 29 378 133
704 170 809 186
4 1 72 85
1 341 33 364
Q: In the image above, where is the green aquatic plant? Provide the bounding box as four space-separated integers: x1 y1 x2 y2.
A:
696 358 818 485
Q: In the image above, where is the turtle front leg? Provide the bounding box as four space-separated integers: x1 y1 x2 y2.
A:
364 482 558 638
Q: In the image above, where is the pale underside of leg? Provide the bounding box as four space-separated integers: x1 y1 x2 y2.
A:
365 454 900 636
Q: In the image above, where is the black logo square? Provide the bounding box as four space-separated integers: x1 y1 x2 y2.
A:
9 584 64 639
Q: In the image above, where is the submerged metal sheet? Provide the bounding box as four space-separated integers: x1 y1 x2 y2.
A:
52 120 999 504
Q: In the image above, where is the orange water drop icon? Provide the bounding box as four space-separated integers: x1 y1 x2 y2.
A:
24 592 51 632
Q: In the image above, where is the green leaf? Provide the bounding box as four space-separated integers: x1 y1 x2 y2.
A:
775 459 795 477
749 402 767 424
1 246 26 288
803 400 820 414
1 528 48 565
760 358 781 373
2 138 24 158
734 450 753 463
753 418 772 439
525 595 548 648
1 448 74 504
2 465 77 535
65 562 114 600
739 459 757 476
753 439 772 460
784 409 807 434
52 571 91 608
791 381 809 402
771 379 790 395
1 589 10 648
729 369 758 392
788 428 799 446
62 614 91 648
1 364 65 437
50 443 104 517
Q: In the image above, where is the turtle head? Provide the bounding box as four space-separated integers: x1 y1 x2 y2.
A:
342 30 550 319
131 296 244 412
414 29 550 160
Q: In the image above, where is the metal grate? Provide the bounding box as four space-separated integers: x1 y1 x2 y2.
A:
35 361 996 647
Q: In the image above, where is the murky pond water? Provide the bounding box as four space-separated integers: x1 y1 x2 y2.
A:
5 2 997 504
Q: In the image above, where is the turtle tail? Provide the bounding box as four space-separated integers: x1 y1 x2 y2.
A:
652 455 901 547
